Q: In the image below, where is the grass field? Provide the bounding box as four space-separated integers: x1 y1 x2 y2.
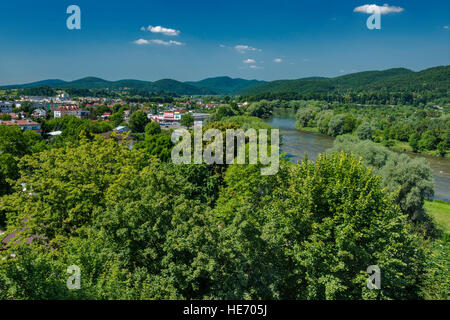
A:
297 126 320 133
425 200 450 233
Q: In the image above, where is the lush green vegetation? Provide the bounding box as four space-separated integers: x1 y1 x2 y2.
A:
18 86 57 97
5 66 448 102
424 200 450 234
0 113 448 300
239 66 450 106
285 100 450 157
3 77 215 95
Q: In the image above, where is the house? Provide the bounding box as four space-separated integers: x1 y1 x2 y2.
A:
7 113 20 120
0 119 42 132
101 112 111 120
54 105 89 119
32 109 47 118
0 101 13 113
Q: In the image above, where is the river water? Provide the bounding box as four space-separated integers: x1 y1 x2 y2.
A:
266 117 450 202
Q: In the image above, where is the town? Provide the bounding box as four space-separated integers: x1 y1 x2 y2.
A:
0 89 246 139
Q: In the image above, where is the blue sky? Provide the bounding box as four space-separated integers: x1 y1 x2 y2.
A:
0 0 449 85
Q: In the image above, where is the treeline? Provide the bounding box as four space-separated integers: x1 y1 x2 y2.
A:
240 90 448 106
19 86 57 97
16 86 176 103
238 66 450 106
291 100 449 157
124 89 176 104
66 88 119 98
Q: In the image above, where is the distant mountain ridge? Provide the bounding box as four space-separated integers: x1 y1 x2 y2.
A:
238 66 450 95
2 66 448 96
1 76 265 95
1 77 216 95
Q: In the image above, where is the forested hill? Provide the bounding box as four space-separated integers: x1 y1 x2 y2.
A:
186 76 266 94
1 77 217 95
2 66 448 98
2 76 265 95
238 66 450 96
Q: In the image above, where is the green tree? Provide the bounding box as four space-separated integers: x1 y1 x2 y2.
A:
316 110 334 134
246 100 272 119
409 133 420 153
109 111 124 127
180 113 194 128
145 122 162 136
436 141 447 157
328 135 434 222
418 130 438 151
327 114 346 136
295 107 319 128
355 122 374 141
112 103 123 113
212 153 426 299
128 110 149 133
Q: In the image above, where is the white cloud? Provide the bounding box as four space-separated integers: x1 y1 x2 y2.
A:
134 39 184 46
151 39 184 46
243 59 256 64
219 44 227 48
134 39 149 45
273 58 283 63
234 45 262 54
249 65 263 69
444 25 449 29
353 4 404 15
141 25 180 36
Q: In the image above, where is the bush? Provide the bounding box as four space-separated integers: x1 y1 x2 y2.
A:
355 122 374 141
328 135 434 222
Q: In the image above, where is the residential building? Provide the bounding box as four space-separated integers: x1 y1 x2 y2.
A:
0 119 42 132
32 109 47 118
54 105 89 118
0 101 13 113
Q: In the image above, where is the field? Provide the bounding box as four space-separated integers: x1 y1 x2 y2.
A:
425 200 450 233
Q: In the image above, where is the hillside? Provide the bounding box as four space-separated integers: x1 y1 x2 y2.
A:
2 77 217 95
2 66 449 97
239 66 450 95
186 76 266 94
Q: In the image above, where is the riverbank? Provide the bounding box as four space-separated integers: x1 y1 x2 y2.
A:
296 125 449 159
267 116 450 202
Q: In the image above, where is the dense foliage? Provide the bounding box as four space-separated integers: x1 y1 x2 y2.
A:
288 100 449 156
328 136 435 225
0 136 430 299
0 106 448 300
240 66 450 106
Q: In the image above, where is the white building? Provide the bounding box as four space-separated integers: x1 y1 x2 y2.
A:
54 105 89 118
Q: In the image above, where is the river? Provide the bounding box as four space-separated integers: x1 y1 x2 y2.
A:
266 117 450 202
